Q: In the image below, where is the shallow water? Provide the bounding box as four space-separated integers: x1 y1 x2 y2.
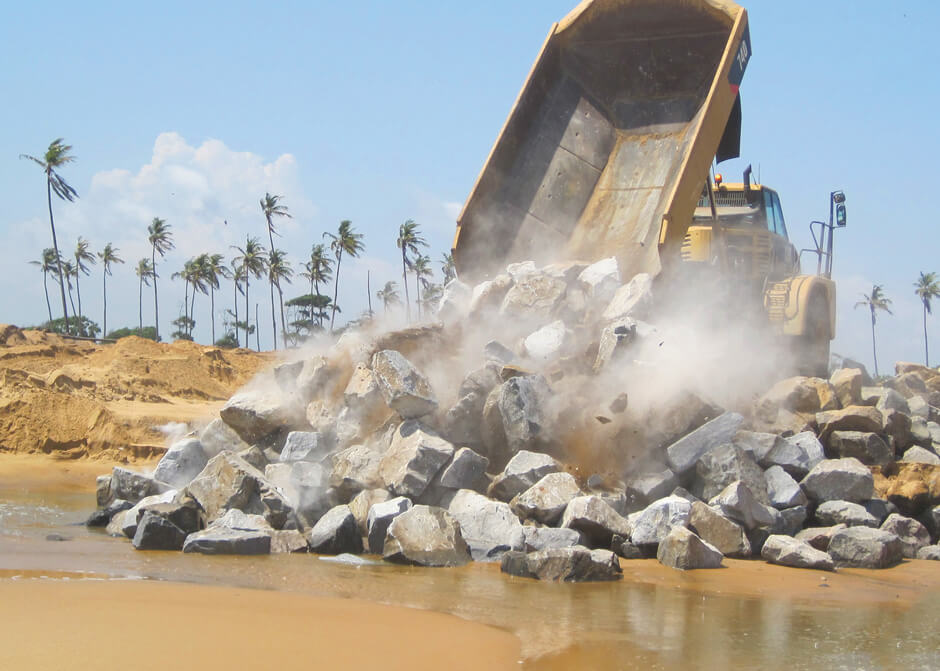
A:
1 481 938 670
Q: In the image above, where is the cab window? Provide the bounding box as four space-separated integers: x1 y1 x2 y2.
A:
763 190 778 234
771 191 788 239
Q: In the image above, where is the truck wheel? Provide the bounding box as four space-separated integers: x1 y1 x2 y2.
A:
797 292 830 378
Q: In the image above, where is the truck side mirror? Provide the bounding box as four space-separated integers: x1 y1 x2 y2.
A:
836 203 847 227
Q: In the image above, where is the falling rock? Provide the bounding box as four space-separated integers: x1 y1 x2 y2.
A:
880 513 931 558
916 545 940 560
830 368 864 408
560 496 632 548
488 450 560 502
220 390 303 444
828 526 903 568
379 421 454 499
522 526 583 552
760 431 825 479
593 320 638 373
630 495 692 546
349 489 391 536
693 443 769 505
665 412 744 475
625 468 678 506
602 272 653 322
307 505 363 555
265 461 332 524
438 447 489 493
110 467 161 504
795 524 847 551
330 444 383 498
709 481 776 531
382 505 470 567
901 446 940 465
764 465 809 509
656 526 723 570
343 363 388 415
498 272 567 321
828 431 893 466
153 438 209 489
131 511 187 551
577 257 621 304
815 406 883 441
447 489 524 561
371 350 438 419
469 275 513 317
523 320 570 361
501 547 622 582
761 535 835 571
279 431 331 464
442 392 487 447
814 500 878 528
497 375 554 457
688 501 750 557
510 472 582 525
199 418 250 458
437 279 472 323
182 527 272 555
367 496 413 554
800 458 875 503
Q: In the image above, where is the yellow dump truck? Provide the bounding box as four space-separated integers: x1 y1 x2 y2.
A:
452 0 844 375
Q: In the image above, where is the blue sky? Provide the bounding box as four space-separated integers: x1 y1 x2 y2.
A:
2 1 939 371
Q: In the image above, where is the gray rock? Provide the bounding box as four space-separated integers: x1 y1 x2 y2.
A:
215 508 271 531
495 375 554 458
523 320 570 360
265 461 332 524
153 438 208 489
438 448 489 492
272 359 304 394
862 499 897 525
709 481 776 531
625 468 678 506
469 275 513 317
915 545 940 560
795 525 846 551
630 495 692 546
343 363 386 413
510 472 582 525
816 406 883 441
830 368 863 408
307 505 363 555
437 279 472 323
85 499 133 528
367 496 413 554
182 527 272 555
295 356 338 404
688 501 751 557
760 431 825 479
106 509 133 538
110 467 160 504
880 513 931 558
665 412 744 475
733 431 783 464
560 496 632 548
269 529 309 553
330 444 382 497
501 547 622 582
220 390 301 444
656 526 723 570
919 505 940 542
488 450 560 502
499 272 567 321
118 490 178 538
378 421 454 499
773 506 808 537
828 431 893 466
442 392 487 447
828 526 903 568
901 445 940 465
95 474 113 508
237 445 269 471
131 511 186 551
137 498 203 534
199 417 250 458
521 526 582 552
761 535 835 571
815 500 879 527
578 257 621 303
483 340 516 365
800 458 874 503
764 465 809 509
593 321 637 373
349 489 391 536
383 505 471 567
877 388 911 415
694 443 769 504
602 273 653 322
447 489 524 561
279 431 331 464
371 350 438 419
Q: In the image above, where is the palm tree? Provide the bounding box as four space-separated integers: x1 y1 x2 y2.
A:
412 254 433 320
376 281 401 315
60 259 78 319
232 237 266 349
30 248 60 323
323 220 364 332
202 253 231 345
267 249 293 347
260 193 292 350
73 237 96 321
147 218 174 341
301 243 333 329
230 258 243 347
20 138 79 334
97 243 124 337
855 285 893 377
396 220 427 321
135 258 155 331
420 283 444 315
440 251 456 284
914 272 940 367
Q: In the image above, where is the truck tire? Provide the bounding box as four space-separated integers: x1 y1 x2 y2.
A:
796 291 830 378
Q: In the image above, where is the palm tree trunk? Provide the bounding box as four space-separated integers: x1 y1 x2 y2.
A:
314 278 321 329
152 247 159 341
330 252 342 332
255 303 260 351
244 275 250 349
401 250 411 322
924 305 930 367
278 284 287 348
138 277 143 331
183 279 190 336
67 284 77 324
102 270 107 337
233 278 240 347
47 178 70 335
870 308 879 378
210 287 216 345
42 270 52 323
75 273 83 321
269 280 278 350
190 289 197 338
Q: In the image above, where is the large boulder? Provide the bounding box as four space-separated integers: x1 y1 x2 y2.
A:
593 321 638 373
199 418 250 458
688 501 750 557
110 467 161 504
371 350 438 419
578 257 621 304
438 448 489 493
523 320 571 361
382 505 471 567
510 472 582 525
827 526 903 568
800 458 875 503
521 526 583 552
136 497 203 534
733 431 783 464
795 525 846 551
815 500 879 528
279 431 332 464
86 499 133 528
153 438 208 489
295 356 338 403
760 535 835 571
499 272 567 321
693 443 769 504
901 446 940 465
330 444 382 498
349 489 391 536
265 461 333 524
656 527 723 570
916 545 940 560
625 468 679 507
560 496 632 548
131 511 186 551
437 279 472 323
488 450 560 502
709 481 775 531
760 432 825 479
665 412 744 475
501 547 622 582
378 421 454 499
602 273 653 322
764 465 809 509
220 390 301 444
880 513 931 558
493 375 555 460
630 495 692 546
759 376 832 415
816 406 883 441
830 368 864 408
367 496 413 554
447 489 524 561
306 505 363 555
182 527 272 555
828 431 893 466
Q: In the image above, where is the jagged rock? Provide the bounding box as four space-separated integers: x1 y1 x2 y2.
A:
131 511 186 551
881 408 914 452
349 489 390 536
880 513 931 558
761 535 834 571
112 491 177 538
269 530 309 553
137 498 203 534
382 505 470 567
734 431 783 464
343 363 388 416
483 340 516 365
501 547 622 582
85 499 133 528
220 390 302 444
214 508 271 531
469 275 513 317
294 356 337 403
593 321 637 373
830 368 863 408
494 375 554 458
862 499 896 525
499 272 567 321
510 472 582 525
153 438 208 489
523 320 570 361
438 279 471 323
442 392 487 447
488 450 559 502
95 474 113 508
877 463 940 517
447 489 524 561
199 418 250 458
709 481 775 531
110 467 161 504
371 350 438 419
892 372 928 399
860 386 885 406
238 445 269 471
106 509 133 538
760 432 825 479
665 412 744 475
901 446 940 465
560 496 632 548
630 495 692 546
795 525 846 551
828 431 893 466
367 496 412 554
379 421 454 499
279 431 331 464
828 527 903 568
578 257 621 303
919 505 940 541
688 501 750 557
307 505 362 555
265 461 332 524
602 273 653 322
330 444 382 497
764 465 809 509
916 545 940 560
774 506 808 537
816 406 883 441
800 458 874 503
625 468 678 506
759 376 831 414
657 526 723 570
522 526 582 552
693 443 769 505
438 448 489 492
815 500 879 528
182 527 272 555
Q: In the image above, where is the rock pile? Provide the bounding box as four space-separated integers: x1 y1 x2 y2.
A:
88 259 940 580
